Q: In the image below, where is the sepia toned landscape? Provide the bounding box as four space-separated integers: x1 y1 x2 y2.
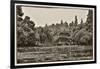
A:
16 5 94 64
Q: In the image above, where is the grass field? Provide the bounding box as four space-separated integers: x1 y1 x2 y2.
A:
17 45 93 63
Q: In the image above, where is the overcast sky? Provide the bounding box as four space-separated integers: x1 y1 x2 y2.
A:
21 5 89 27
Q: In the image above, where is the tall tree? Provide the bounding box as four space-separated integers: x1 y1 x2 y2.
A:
86 10 93 32
61 20 63 24
86 10 93 24
80 19 83 29
74 15 78 26
45 24 48 28
16 6 36 47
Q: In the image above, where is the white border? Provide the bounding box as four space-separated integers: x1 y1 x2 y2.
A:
14 3 95 66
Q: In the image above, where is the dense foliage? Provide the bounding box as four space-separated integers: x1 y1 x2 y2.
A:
16 6 93 47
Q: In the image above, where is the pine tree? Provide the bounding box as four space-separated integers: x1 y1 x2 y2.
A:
86 10 93 32
45 24 48 28
61 20 63 24
80 19 83 29
74 15 78 26
86 10 93 24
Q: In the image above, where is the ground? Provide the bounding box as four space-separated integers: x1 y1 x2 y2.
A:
17 45 93 63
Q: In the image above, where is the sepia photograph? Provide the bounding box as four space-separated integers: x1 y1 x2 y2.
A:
11 0 96 68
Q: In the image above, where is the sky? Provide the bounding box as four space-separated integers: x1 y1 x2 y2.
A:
21 5 89 27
